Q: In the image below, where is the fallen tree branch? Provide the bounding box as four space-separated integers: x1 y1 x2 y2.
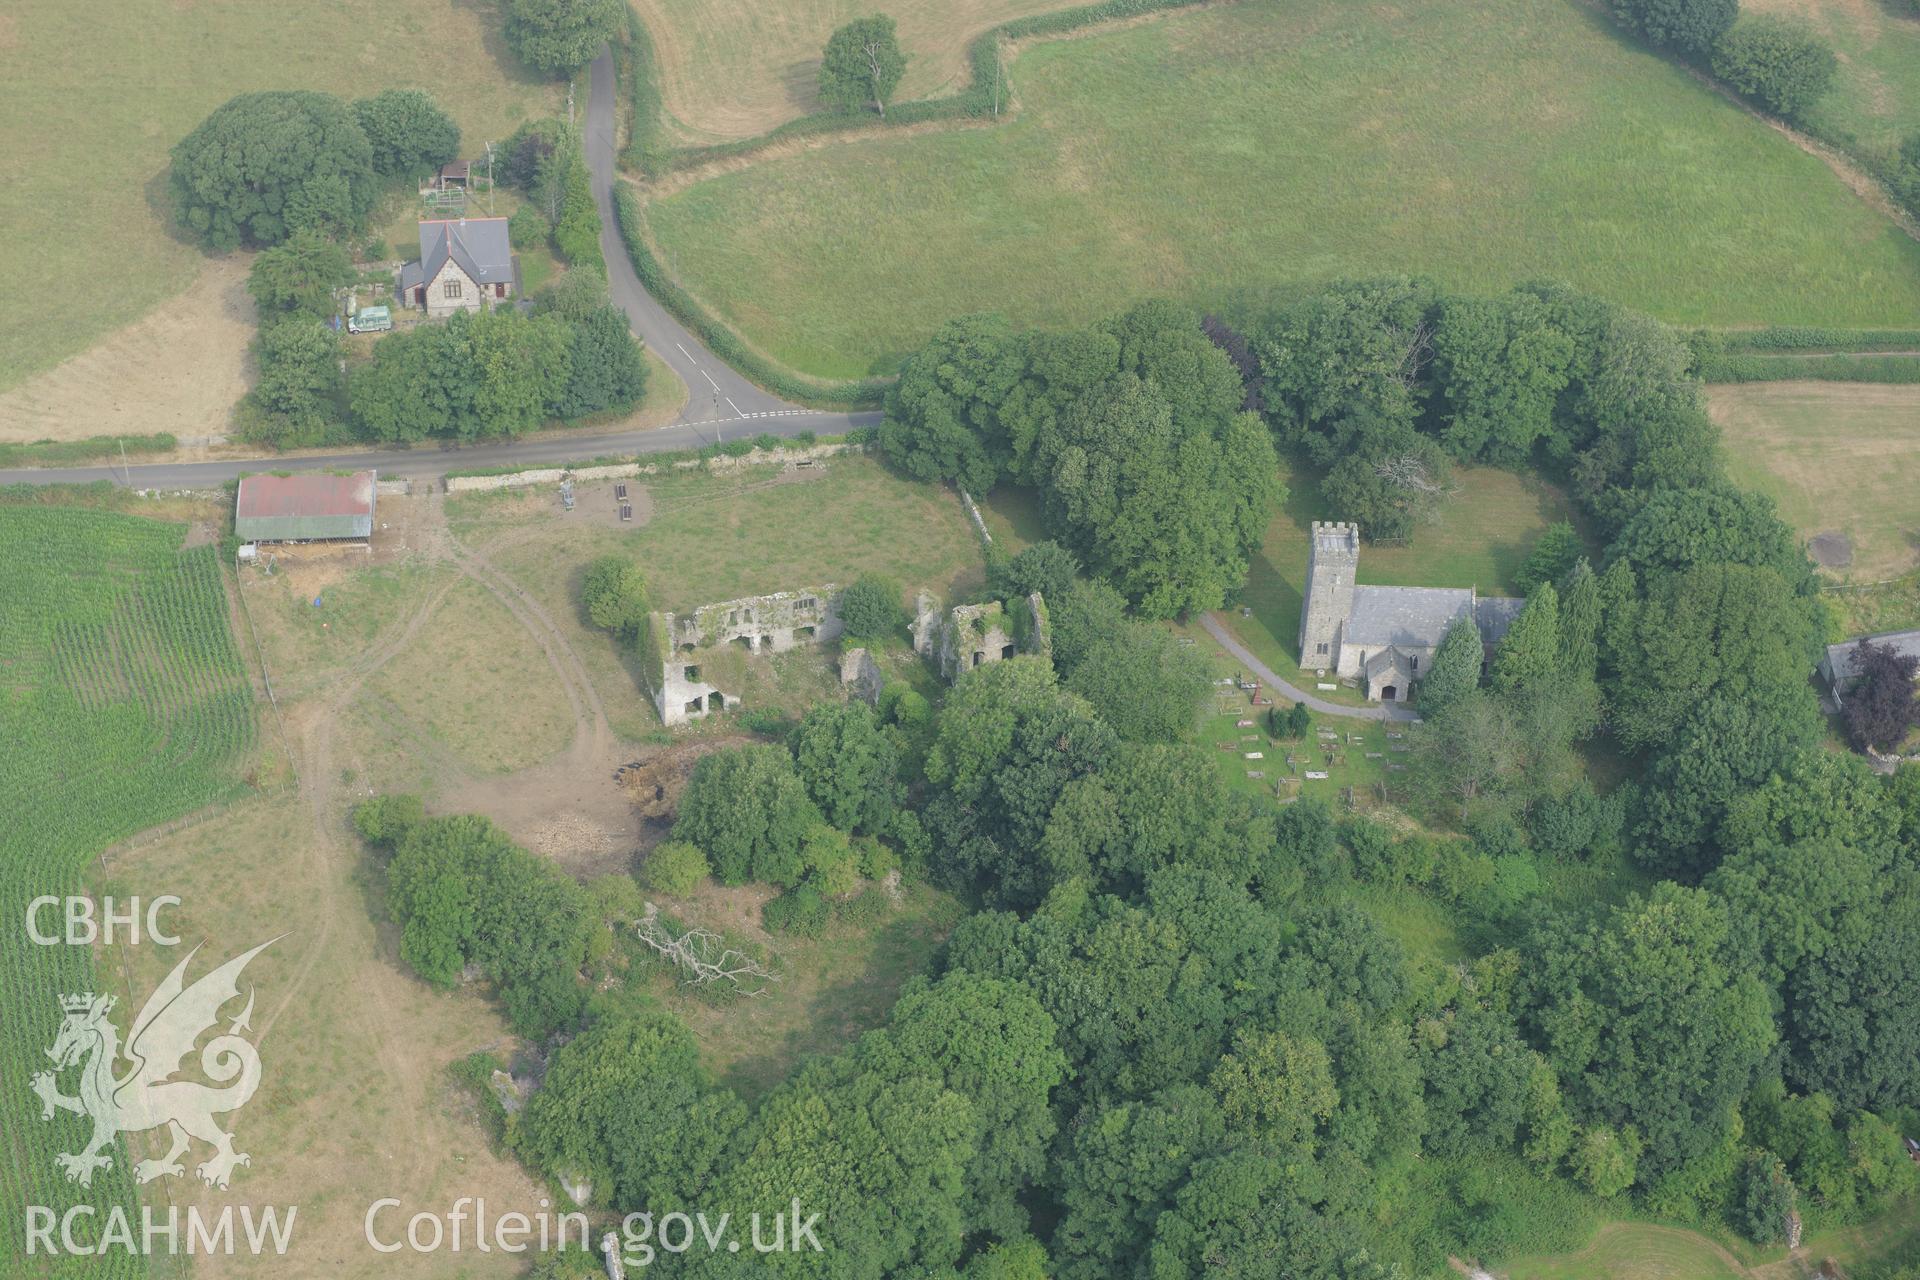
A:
634 905 779 996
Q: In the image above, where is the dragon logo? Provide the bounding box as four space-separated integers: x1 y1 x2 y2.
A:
30 939 277 1191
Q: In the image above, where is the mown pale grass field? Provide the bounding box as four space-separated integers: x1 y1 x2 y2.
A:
1709 381 1920 580
367 577 575 774
1745 0 1920 155
632 0 1075 141
0 0 559 392
642 0 1920 379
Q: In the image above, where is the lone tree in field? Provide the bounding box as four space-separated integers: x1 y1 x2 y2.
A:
581 555 650 641
169 91 376 250
505 0 624 77
1843 639 1920 753
353 89 462 177
819 16 907 118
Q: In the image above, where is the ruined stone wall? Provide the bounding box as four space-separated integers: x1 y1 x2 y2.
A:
665 587 843 654
651 587 843 726
839 647 886 705
935 594 1049 682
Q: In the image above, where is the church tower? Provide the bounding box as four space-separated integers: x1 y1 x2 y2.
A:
1298 521 1359 669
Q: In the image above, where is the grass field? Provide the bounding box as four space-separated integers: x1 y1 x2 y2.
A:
1709 381 1920 580
0 505 257 1276
1745 0 1920 156
367 577 575 774
0 0 559 394
1504 1222 1747 1280
641 0 1920 380
99 795 544 1280
1826 571 1920 639
1220 461 1585 681
633 0 1075 141
1503 1201 1920 1280
453 456 988 611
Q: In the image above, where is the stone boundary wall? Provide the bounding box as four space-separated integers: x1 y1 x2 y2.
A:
957 487 992 544
443 442 862 493
445 462 646 493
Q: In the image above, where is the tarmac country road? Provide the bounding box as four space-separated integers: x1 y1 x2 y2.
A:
0 47 877 491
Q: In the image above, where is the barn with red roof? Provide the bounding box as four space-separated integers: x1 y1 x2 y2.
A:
234 471 377 543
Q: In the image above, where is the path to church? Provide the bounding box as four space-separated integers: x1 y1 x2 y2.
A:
1199 616 1421 723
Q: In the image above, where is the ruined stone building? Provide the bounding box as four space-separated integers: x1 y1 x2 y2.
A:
914 593 1050 682
1298 521 1522 702
648 587 842 725
839 647 887 705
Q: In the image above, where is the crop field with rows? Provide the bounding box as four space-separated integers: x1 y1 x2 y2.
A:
0 505 256 1274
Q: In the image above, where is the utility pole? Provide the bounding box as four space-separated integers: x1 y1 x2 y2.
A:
568 80 575 128
118 437 130 487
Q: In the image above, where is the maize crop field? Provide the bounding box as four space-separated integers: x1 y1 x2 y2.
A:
0 505 257 1275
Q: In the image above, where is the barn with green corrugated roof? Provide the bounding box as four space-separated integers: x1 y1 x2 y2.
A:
234 471 377 543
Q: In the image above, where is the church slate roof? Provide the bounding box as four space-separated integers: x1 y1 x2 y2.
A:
1364 646 1414 681
1474 597 1526 649
1343 586 1474 650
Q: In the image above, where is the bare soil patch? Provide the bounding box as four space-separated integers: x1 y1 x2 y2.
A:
1810 530 1854 569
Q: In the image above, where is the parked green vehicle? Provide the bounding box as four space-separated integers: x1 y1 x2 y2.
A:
348 305 392 334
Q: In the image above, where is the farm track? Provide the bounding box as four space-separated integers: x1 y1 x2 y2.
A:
237 551 479 1194
254 497 619 1064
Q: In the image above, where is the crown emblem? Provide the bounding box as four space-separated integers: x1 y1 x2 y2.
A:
60 993 98 1013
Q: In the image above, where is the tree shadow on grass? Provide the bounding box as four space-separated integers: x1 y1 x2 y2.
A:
454 0 570 101
1239 547 1303 663
143 167 204 254
781 59 826 120
715 908 949 1100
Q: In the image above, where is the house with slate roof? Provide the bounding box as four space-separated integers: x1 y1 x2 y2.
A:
399 217 516 317
1821 629 1920 708
1298 521 1524 702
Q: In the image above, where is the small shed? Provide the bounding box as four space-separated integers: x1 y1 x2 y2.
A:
436 160 470 190
235 471 377 543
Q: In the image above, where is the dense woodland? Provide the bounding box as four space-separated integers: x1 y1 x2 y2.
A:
356 281 1920 1277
